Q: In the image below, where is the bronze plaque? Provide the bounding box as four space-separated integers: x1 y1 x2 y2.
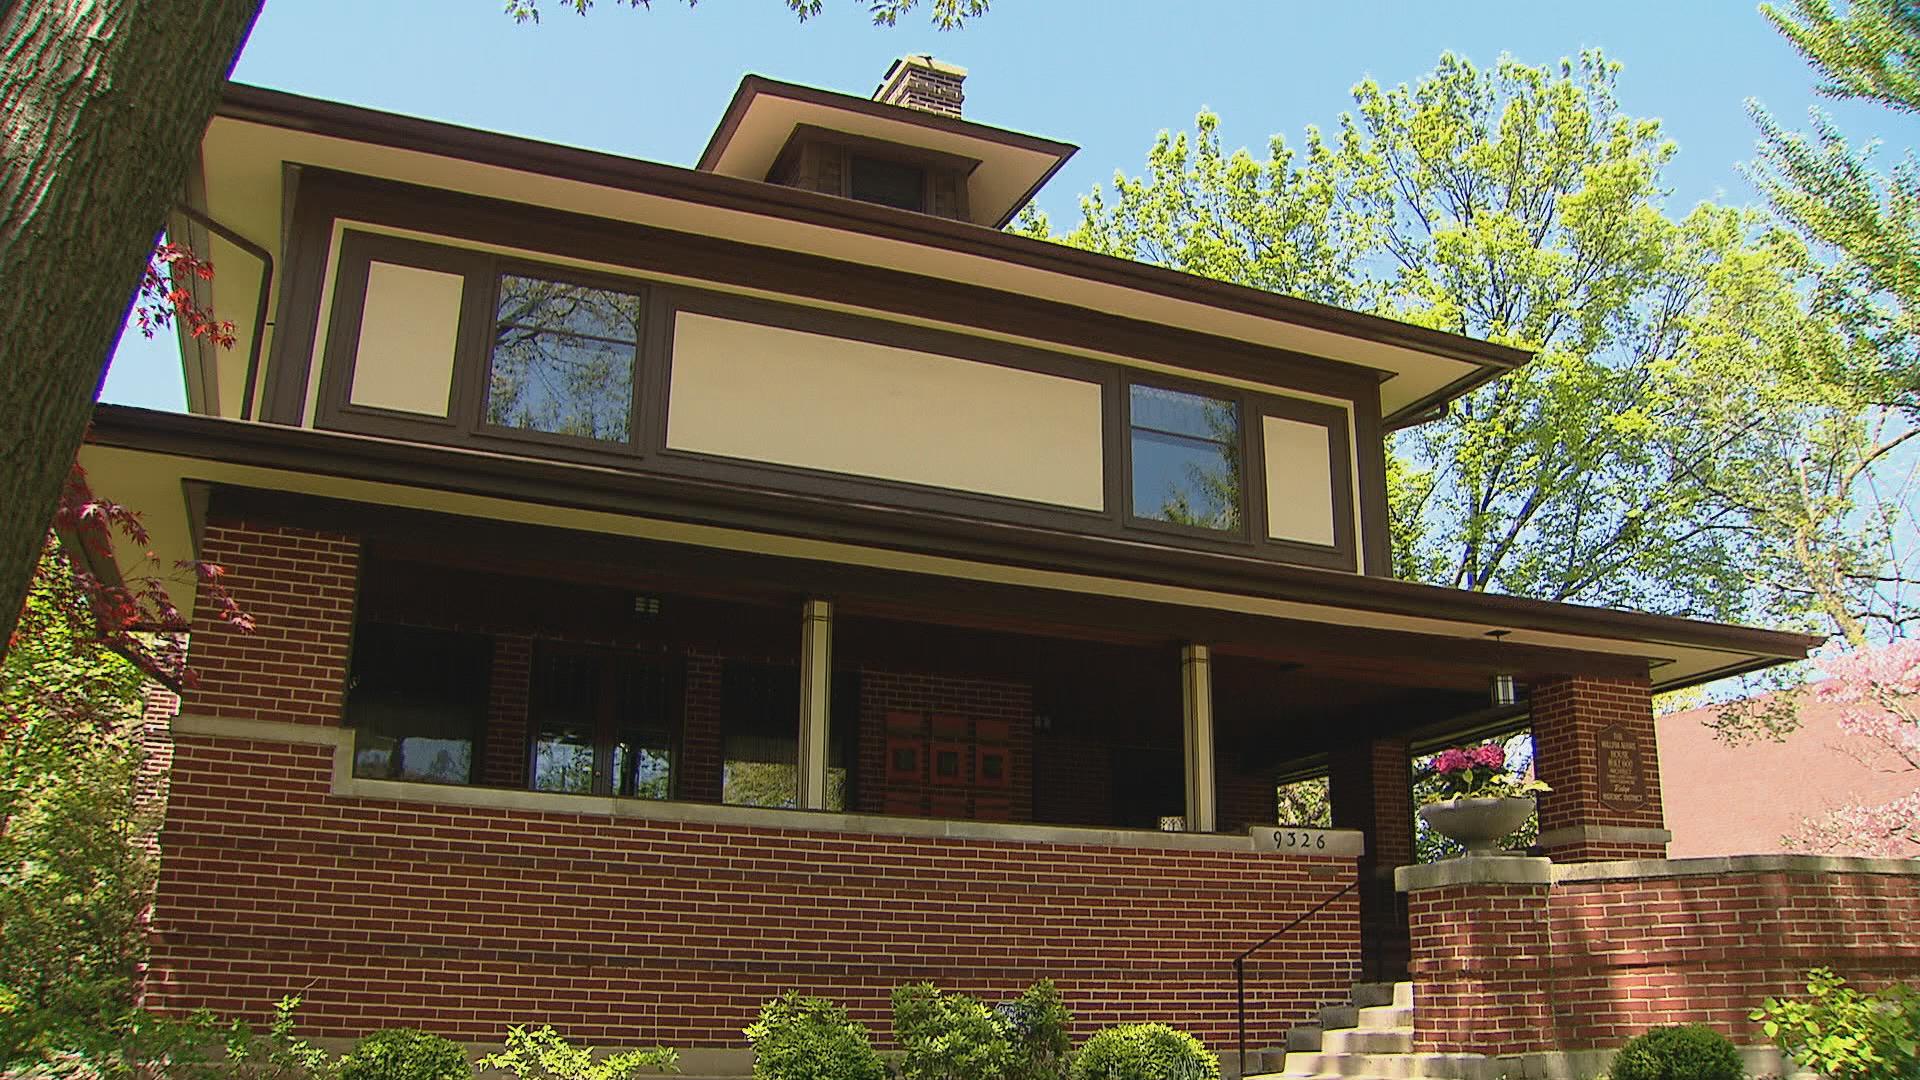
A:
1596 723 1648 809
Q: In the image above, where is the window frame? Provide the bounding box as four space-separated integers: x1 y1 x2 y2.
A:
1121 375 1257 544
525 640 685 800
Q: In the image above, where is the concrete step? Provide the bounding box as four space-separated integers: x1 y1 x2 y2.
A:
1286 1026 1324 1052
1280 1051 1483 1079
1318 1004 1358 1030
1346 982 1413 1010
1319 1029 1414 1055
1357 1004 1412 1030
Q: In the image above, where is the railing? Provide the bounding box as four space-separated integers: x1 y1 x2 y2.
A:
1233 881 1358 1078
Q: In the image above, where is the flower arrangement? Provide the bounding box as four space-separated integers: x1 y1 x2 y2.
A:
1421 741 1551 803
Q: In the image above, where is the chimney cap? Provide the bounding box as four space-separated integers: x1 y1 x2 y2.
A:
876 54 970 92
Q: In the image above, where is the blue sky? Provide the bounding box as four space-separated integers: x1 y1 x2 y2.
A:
101 0 1918 410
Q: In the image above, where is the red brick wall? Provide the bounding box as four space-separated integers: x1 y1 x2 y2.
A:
855 670 1033 822
1532 676 1665 861
677 653 724 804
1546 868 1920 1048
145 731 1360 1048
1218 763 1278 833
186 522 360 726
1407 865 1920 1054
480 635 531 788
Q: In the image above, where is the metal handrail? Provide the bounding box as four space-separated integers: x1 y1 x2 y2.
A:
1233 880 1358 1078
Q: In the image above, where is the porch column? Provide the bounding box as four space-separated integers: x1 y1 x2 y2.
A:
1530 675 1671 861
797 599 833 810
1329 736 1414 981
1181 644 1217 833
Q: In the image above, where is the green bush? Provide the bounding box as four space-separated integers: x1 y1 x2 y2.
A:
891 983 1013 1080
996 980 1072 1080
744 993 886 1080
1607 1025 1743 1080
336 1028 471 1080
1753 967 1920 1080
1068 1024 1218 1080
478 1025 676 1080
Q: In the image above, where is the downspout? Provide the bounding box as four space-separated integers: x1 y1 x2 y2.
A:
170 204 273 421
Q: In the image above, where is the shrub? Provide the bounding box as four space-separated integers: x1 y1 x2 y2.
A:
1752 967 1920 1080
744 993 886 1080
1069 1024 1218 1080
479 1025 676 1080
336 1029 471 1080
995 981 1072 1080
1607 1025 1743 1080
891 983 1013 1080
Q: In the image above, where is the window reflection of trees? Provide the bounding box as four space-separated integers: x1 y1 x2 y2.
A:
486 275 643 443
1130 386 1242 531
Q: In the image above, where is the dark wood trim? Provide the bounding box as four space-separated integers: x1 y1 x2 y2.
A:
218 83 1532 379
91 403 1821 671
1350 381 1393 576
696 73 1074 171
298 205 1368 572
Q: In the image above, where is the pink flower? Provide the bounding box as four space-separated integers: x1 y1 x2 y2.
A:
1472 743 1506 769
1433 748 1473 773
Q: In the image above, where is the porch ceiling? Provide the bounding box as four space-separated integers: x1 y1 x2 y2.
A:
80 407 1817 699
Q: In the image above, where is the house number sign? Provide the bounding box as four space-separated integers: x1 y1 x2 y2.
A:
1255 828 1337 853
1595 723 1648 809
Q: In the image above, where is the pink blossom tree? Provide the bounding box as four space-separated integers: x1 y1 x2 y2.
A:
1787 640 1920 857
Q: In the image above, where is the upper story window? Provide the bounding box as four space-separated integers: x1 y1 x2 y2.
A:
1128 384 1243 532
848 155 927 213
486 274 644 444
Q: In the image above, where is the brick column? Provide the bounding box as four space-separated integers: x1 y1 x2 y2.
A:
1330 737 1414 981
679 652 725 804
1530 676 1670 861
186 520 360 726
481 635 532 788
1399 859 1555 1054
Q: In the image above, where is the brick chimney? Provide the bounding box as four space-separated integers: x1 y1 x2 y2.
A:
873 55 966 117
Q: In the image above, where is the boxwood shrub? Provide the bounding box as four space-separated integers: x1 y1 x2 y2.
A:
336 1028 472 1080
1069 1024 1218 1080
1608 1025 1743 1080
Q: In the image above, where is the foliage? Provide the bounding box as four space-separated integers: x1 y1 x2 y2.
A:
336 1028 472 1080
1606 1024 1744 1080
994 980 1071 1080
1067 1024 1218 1080
1413 731 1539 862
1753 967 1920 1080
503 0 989 28
0 540 156 1069
891 984 1013 1080
133 242 236 351
1034 50 1904 636
478 1024 677 1080
1275 776 1331 827
1418 742 1550 804
743 993 886 1080
1763 0 1919 115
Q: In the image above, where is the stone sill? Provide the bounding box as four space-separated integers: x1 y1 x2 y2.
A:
173 714 1365 857
1398 851 1920 892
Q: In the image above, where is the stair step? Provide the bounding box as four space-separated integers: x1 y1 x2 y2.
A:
1319 1029 1414 1055
1318 1004 1357 1030
1280 1052 1483 1079
1346 982 1413 1010
1286 1026 1324 1053
1357 1004 1412 1030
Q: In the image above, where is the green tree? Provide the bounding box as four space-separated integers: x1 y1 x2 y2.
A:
1752 0 1919 417
1034 51 1907 639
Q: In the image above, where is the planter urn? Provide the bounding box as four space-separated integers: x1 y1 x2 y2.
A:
1418 796 1536 856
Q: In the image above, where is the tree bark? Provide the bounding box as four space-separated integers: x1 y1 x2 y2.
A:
0 0 262 655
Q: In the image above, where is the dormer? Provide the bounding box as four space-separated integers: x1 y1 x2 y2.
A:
696 58 1077 228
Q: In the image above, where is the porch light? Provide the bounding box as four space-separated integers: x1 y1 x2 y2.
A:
1486 629 1516 707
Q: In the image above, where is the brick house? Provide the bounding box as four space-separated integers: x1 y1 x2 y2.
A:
82 57 1919 1078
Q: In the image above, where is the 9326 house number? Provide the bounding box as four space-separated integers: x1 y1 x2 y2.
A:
1269 829 1328 850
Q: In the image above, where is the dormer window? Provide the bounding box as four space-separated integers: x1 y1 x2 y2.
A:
849 155 927 213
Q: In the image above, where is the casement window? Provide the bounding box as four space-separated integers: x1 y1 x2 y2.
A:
719 661 853 811
1127 383 1244 533
484 274 643 444
346 623 493 785
527 645 679 798
847 155 928 213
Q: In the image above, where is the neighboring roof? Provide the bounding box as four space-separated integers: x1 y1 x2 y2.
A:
695 74 1078 229
1658 689 1920 859
86 403 1819 692
206 84 1532 426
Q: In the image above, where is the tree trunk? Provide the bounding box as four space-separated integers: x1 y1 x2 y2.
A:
0 0 262 656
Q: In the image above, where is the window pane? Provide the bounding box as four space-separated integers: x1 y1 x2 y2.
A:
530 650 601 793
612 659 675 799
849 156 925 212
1129 385 1241 531
346 624 490 785
1131 428 1242 530
486 275 641 443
